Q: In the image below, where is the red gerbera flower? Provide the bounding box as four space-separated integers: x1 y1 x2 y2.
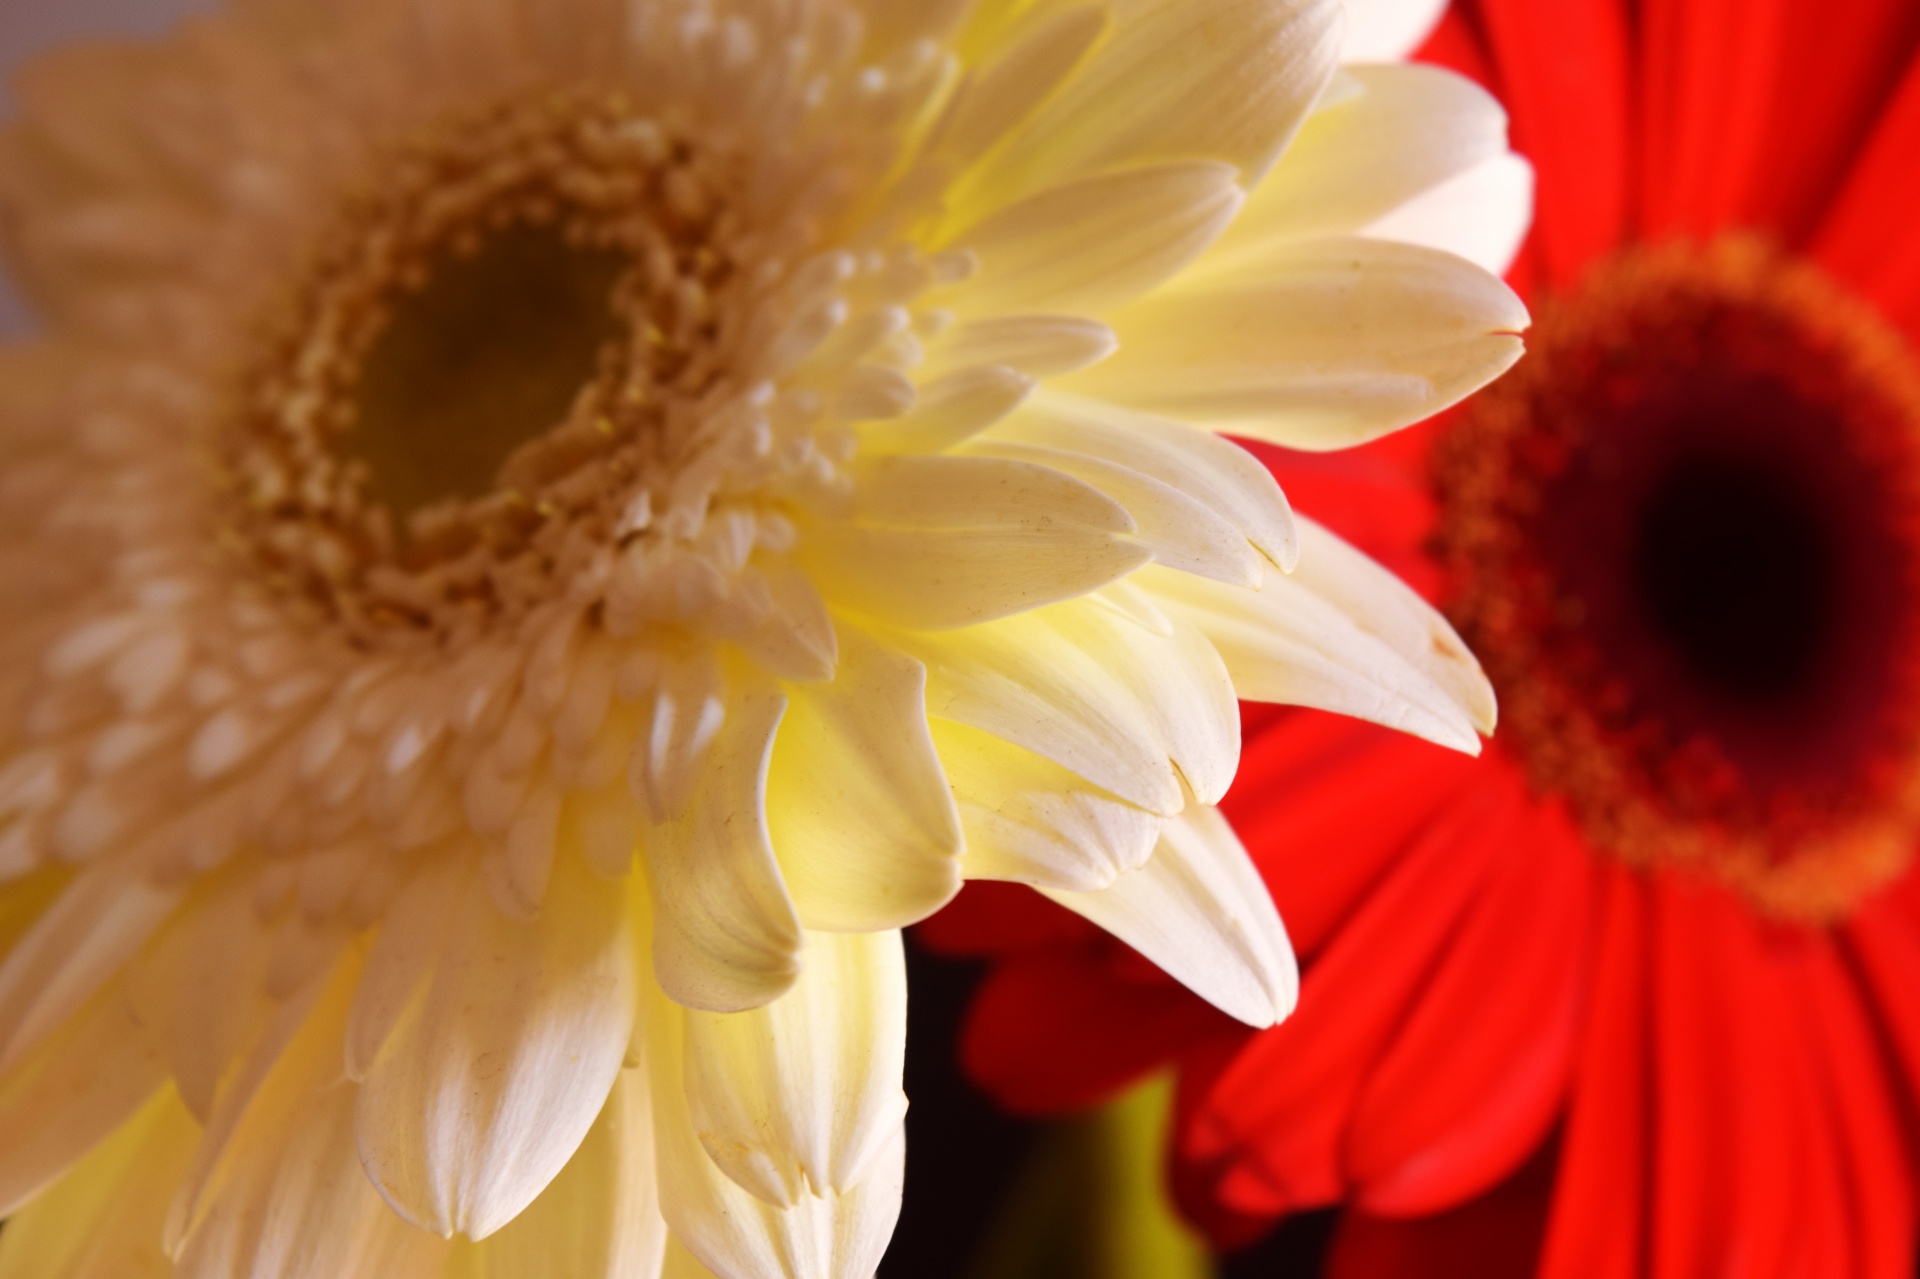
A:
924 1 1920 1274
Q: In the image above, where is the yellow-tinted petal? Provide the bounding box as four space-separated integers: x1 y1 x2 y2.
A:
0 1085 197 1279
648 990 905 1279
988 393 1299 571
440 1069 667 1279
803 455 1151 630
957 0 1341 211
767 630 962 932
0 977 165 1215
943 161 1244 315
644 689 803 1013
681 930 907 1207
171 951 451 1279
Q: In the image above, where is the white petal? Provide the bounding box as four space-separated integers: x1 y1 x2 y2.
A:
171 953 451 1279
1288 515 1496 732
1043 803 1297 1027
440 1069 667 1279
353 853 637 1240
929 4 1110 175
803 455 1152 630
767 630 962 932
0 977 165 1215
934 718 1161 892
648 991 904 1279
681 930 908 1208
644 689 804 1013
1041 592 1241 805
943 161 1245 315
1139 558 1487 752
1213 65 1518 262
1341 0 1445 61
0 1086 197 1279
1365 151 1535 276
1063 236 1528 449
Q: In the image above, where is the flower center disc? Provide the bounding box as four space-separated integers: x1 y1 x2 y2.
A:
1437 237 1920 920
221 91 745 644
352 224 628 518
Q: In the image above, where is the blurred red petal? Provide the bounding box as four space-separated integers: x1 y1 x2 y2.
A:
958 946 1235 1115
1537 865 1651 1279
1346 797 1594 1215
1813 50 1920 344
1187 786 1520 1218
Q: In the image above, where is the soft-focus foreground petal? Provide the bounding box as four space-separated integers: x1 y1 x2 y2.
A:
352 854 637 1240
1341 0 1445 62
1062 237 1528 449
1207 65 1523 273
681 930 908 1208
0 864 178 1072
644 689 804 1013
767 630 963 932
0 1086 196 1279
1043 802 1297 1027
441 1069 667 1279
170 952 449 1279
0 976 165 1215
650 987 905 1279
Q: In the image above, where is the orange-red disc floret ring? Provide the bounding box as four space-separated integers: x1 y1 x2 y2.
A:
1434 236 1920 922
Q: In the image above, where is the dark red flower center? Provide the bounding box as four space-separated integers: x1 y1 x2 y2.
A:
1435 237 1920 920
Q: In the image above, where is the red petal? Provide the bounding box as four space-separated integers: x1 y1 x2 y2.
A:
1812 50 1920 345
1182 785 1521 1219
1468 0 1634 287
1327 1143 1557 1279
958 946 1236 1115
1645 878 1822 1279
1345 796 1594 1215
1637 0 1793 238
914 879 1095 958
1235 430 1439 595
1536 863 1651 1279
1224 712 1489 958
1800 937 1917 1279
1748 2 1920 242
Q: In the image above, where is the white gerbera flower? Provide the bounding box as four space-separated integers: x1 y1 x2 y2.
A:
0 0 1526 1275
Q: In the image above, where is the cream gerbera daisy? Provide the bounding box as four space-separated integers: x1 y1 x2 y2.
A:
0 0 1526 1275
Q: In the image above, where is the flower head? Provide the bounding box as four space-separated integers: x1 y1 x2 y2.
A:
0 0 1525 1274
932 1 1920 1272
